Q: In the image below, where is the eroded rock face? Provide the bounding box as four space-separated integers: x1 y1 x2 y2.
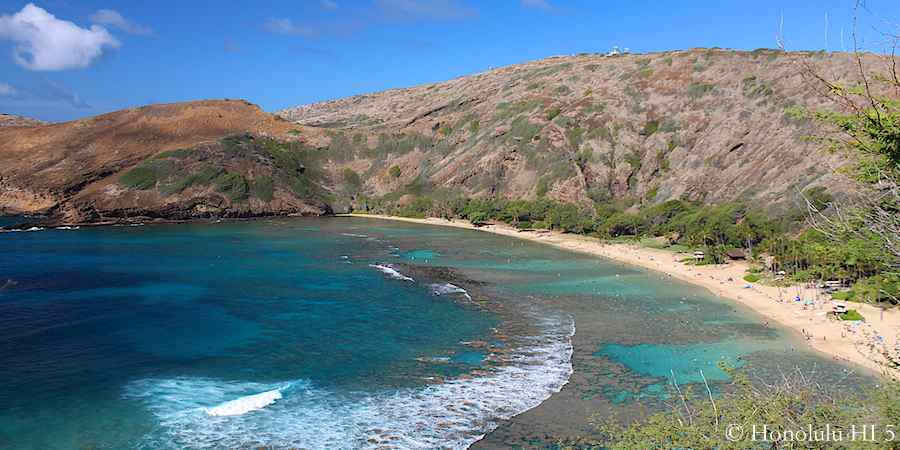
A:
0 100 332 224
280 48 871 211
0 49 882 225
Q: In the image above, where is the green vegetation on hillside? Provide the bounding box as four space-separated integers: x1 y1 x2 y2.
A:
119 160 176 190
585 28 900 449
119 134 328 204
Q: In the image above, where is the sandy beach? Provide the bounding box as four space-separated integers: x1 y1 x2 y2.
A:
344 213 900 379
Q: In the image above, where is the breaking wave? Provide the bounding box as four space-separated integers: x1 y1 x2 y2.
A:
124 315 574 449
430 282 472 300
0 226 44 233
370 263 414 282
205 388 284 417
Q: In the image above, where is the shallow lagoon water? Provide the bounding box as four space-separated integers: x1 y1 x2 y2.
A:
0 217 865 448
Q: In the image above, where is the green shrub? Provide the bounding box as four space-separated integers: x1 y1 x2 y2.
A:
395 197 433 218
120 167 159 190
157 164 224 196
545 107 561 121
743 274 761 283
155 148 194 159
373 133 431 156
214 172 249 201
221 134 255 157
510 116 542 142
658 119 679 133
326 132 357 161
640 120 659 136
625 150 643 171
536 176 550 197
687 82 715 98
159 177 194 196
832 291 852 301
467 119 480 134
388 165 402 178
119 160 175 190
566 127 585 150
289 176 319 198
192 165 224 184
839 309 864 321
252 176 274 202
342 168 362 193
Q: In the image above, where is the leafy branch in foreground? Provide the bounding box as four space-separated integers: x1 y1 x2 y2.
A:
569 364 900 450
796 12 900 268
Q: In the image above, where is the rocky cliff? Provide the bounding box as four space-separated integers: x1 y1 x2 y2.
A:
0 100 331 223
0 49 878 226
280 48 869 212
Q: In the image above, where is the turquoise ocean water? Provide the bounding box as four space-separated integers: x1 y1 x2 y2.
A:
0 217 864 448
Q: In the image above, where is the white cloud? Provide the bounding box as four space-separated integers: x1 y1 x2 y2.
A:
521 0 552 10
0 82 16 96
320 0 339 10
89 9 152 36
263 18 315 36
0 3 119 71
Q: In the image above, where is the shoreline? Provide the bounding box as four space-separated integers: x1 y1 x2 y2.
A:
342 213 900 379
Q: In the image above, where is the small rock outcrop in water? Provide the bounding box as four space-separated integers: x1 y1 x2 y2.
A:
0 49 879 225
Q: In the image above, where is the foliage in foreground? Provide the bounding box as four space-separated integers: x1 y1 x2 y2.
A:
571 365 900 449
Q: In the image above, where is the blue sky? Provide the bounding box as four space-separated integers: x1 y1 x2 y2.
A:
0 0 898 122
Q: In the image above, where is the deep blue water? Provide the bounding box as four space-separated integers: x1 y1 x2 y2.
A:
0 217 864 449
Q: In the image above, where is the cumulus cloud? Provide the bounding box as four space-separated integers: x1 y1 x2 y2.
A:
521 0 552 10
89 9 152 36
263 18 315 36
0 3 119 71
0 82 16 96
320 0 339 10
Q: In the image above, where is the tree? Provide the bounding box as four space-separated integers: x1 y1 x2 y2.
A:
798 8 900 268
586 364 900 449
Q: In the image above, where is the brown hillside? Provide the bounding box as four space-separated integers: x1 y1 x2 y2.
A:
1 49 887 225
0 114 46 128
280 48 870 210
0 100 330 221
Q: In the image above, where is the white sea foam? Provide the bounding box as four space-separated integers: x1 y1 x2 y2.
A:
124 315 575 449
0 226 43 233
369 264 414 282
205 389 283 417
341 232 368 238
430 283 472 300
55 226 80 230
